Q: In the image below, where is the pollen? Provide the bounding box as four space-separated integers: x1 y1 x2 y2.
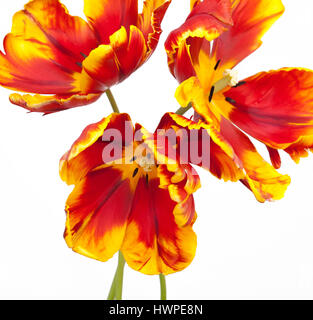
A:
137 156 154 172
223 69 239 87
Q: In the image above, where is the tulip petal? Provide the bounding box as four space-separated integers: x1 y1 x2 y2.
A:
158 163 200 227
0 0 97 94
9 92 101 114
187 0 233 24
82 26 147 89
109 26 147 81
166 0 284 85
60 113 133 185
175 76 221 127
24 0 97 69
121 176 197 275
220 118 290 202
138 0 171 55
165 6 230 84
223 68 313 161
157 112 290 201
64 165 134 262
84 0 138 43
213 0 284 73
156 112 243 182
82 44 119 90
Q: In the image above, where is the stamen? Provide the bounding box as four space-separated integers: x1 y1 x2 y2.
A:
234 81 246 88
209 86 215 102
130 156 137 163
223 69 239 87
132 167 139 178
76 62 82 68
80 52 88 58
214 59 221 71
225 97 236 104
138 157 153 172
211 69 239 95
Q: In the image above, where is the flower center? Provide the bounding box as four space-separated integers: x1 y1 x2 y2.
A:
209 69 239 102
137 156 154 172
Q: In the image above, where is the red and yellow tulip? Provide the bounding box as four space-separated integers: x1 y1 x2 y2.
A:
60 113 199 275
0 0 171 114
164 0 313 202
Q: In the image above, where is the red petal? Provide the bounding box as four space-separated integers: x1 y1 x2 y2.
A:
138 0 172 55
164 0 232 83
267 147 281 169
0 0 97 94
84 0 138 43
82 26 147 90
82 44 119 90
156 113 242 182
110 26 147 81
157 113 290 202
224 68 313 159
121 176 197 275
25 0 98 70
220 118 290 202
9 92 101 114
60 113 133 185
213 0 284 71
64 166 134 262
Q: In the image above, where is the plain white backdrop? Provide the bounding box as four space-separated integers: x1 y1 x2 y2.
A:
0 0 313 300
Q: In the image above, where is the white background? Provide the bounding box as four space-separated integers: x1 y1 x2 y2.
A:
0 0 313 300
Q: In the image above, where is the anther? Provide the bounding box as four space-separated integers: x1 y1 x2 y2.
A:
234 81 246 88
225 97 236 104
223 69 239 87
132 167 139 178
80 52 88 58
209 86 215 102
214 59 221 71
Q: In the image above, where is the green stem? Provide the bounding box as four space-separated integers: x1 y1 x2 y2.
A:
107 271 117 300
107 251 126 300
106 89 120 113
115 251 126 300
159 274 167 300
175 102 192 116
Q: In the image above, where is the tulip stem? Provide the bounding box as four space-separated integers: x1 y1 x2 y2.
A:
106 89 120 113
175 102 192 116
107 251 126 300
159 274 167 300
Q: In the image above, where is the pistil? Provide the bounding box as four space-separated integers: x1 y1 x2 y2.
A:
210 69 239 96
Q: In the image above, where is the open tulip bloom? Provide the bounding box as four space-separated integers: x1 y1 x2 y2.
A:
0 0 171 113
165 0 313 202
1 0 313 300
